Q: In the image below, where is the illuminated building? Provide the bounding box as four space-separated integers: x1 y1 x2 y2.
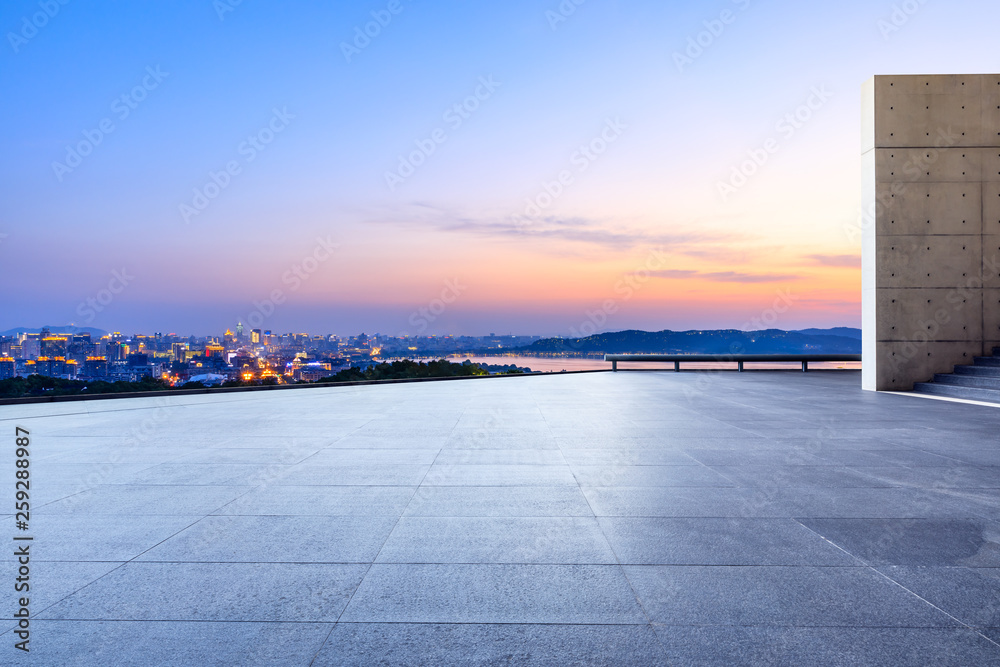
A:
41 336 68 357
0 357 14 380
105 340 125 361
83 356 108 377
34 356 69 377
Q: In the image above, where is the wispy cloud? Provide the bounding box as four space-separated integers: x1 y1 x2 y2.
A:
648 269 801 283
803 253 861 268
364 203 753 258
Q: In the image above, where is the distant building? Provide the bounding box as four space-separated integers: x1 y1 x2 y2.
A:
0 357 14 380
105 340 125 361
83 357 108 378
33 356 73 378
41 336 68 357
127 353 149 368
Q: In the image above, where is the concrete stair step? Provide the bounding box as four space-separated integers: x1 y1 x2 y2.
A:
954 365 1000 378
913 382 1000 403
973 357 1000 367
933 373 1000 390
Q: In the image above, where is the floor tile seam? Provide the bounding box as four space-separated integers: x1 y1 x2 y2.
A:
571 459 665 651
308 623 339 667
876 440 975 465
7 619 1000 629
19 617 661 626
112 514 229 570
29 615 341 624
20 558 130 621
193 481 276 516
8 561 964 568
31 488 103 511
314 416 383 450
345 451 447 622
0 393 292 421
869 566 1000 647
792 518 996 643
532 394 569 467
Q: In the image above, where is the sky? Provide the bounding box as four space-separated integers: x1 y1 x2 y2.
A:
1 0 998 337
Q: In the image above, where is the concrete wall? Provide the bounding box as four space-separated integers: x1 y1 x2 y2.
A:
862 74 1000 391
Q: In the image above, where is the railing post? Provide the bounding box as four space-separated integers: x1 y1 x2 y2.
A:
802 361 808 372
738 361 744 372
612 360 617 372
674 361 680 372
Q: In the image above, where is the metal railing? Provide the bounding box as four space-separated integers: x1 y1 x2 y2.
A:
605 354 862 372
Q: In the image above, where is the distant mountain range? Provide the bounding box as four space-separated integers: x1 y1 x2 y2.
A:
1 325 109 338
514 328 861 356
792 327 861 340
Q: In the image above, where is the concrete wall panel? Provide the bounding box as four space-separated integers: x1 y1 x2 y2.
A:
876 289 982 342
876 236 980 289
875 182 982 235
984 148 1000 184
986 183 1000 233
984 289 1000 344
863 74 999 391
874 341 978 391
876 148 982 184
984 93 1000 146
876 75 975 95
983 235 1000 289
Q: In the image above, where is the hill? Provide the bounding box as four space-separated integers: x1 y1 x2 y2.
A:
792 327 861 340
515 329 861 356
0 325 109 338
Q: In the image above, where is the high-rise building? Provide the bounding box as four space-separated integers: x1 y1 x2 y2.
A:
251 329 262 344
105 340 125 361
41 336 68 357
0 357 14 380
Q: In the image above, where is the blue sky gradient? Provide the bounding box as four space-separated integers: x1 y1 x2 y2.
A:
2 0 998 336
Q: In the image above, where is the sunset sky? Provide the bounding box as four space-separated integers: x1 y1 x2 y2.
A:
2 0 998 336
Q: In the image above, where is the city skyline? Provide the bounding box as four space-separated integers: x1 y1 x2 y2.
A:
3 1 999 335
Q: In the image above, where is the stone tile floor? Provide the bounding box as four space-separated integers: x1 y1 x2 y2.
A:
1 370 999 665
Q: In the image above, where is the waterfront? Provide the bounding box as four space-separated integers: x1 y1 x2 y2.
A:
426 356 864 373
